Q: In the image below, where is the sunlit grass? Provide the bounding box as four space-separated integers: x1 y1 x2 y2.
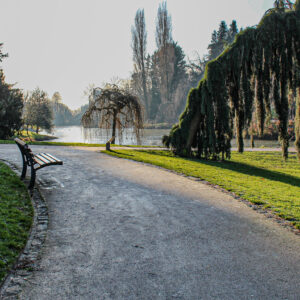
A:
13 130 56 142
0 139 163 148
0 162 33 283
103 150 300 229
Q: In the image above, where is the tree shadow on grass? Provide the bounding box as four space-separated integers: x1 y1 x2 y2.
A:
139 150 300 188
107 150 135 157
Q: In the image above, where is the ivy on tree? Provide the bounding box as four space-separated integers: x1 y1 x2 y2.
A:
164 2 300 161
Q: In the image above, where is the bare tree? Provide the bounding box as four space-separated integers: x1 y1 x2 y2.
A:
155 1 172 49
154 1 173 109
131 9 149 117
81 84 143 144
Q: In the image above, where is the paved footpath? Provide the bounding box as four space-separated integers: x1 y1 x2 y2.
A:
0 144 300 300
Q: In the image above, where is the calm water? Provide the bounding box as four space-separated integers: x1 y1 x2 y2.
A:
49 125 281 148
50 126 170 146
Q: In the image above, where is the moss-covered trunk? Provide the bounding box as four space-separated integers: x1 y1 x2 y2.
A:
295 88 300 160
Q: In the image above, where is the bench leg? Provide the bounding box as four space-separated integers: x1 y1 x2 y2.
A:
21 156 27 179
29 167 36 190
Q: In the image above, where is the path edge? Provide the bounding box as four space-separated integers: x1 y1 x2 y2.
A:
102 152 300 236
0 160 49 299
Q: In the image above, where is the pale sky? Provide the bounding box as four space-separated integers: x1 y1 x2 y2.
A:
0 0 274 110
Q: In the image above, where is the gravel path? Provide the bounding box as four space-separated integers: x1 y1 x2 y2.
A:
0 144 299 300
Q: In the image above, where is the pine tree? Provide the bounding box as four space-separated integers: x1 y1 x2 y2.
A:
207 30 219 60
228 20 239 44
0 70 23 139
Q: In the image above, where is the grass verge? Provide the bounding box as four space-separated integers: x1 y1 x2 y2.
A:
13 130 57 142
0 140 163 148
0 162 33 283
0 140 106 147
103 150 300 229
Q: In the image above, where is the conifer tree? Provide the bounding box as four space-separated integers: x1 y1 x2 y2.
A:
164 4 300 160
0 70 23 139
228 20 239 43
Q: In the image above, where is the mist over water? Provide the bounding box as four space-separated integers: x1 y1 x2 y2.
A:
51 126 170 146
50 125 281 148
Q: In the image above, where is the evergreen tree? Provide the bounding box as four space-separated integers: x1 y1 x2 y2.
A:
207 30 219 60
207 21 238 61
0 70 23 139
228 20 239 44
24 88 53 133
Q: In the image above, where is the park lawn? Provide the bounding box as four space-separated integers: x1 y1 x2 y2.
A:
103 150 300 229
13 130 56 142
0 140 161 148
0 162 33 283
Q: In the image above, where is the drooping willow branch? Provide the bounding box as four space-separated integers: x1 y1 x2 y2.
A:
81 85 144 144
163 3 300 160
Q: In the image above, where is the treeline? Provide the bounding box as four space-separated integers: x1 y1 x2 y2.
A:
0 44 23 139
128 2 239 124
51 92 88 126
23 89 88 133
0 46 87 139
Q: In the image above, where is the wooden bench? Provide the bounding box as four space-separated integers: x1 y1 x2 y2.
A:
15 138 63 190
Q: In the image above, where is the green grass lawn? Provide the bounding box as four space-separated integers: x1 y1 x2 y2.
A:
0 162 33 283
103 150 300 229
0 140 163 148
13 130 57 142
0 140 107 147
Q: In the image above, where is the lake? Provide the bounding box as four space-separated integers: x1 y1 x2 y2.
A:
50 125 281 148
50 126 170 146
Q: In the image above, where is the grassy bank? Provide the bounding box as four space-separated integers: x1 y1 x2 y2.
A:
103 150 300 229
0 140 106 147
0 162 33 283
0 140 163 148
13 130 57 142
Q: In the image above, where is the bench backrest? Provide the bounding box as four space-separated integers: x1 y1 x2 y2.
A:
15 138 34 159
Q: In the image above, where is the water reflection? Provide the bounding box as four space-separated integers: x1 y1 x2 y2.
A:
51 126 170 146
50 125 281 148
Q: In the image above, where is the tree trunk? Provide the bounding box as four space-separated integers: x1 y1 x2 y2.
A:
36 126 39 134
111 110 117 144
250 132 255 148
250 122 255 148
236 110 244 153
141 68 148 120
186 108 201 156
295 88 300 161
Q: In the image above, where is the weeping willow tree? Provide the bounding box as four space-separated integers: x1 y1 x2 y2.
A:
81 85 143 144
163 1 300 160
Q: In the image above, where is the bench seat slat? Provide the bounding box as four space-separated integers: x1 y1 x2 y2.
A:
35 154 52 164
33 156 46 166
41 153 59 163
42 153 62 163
